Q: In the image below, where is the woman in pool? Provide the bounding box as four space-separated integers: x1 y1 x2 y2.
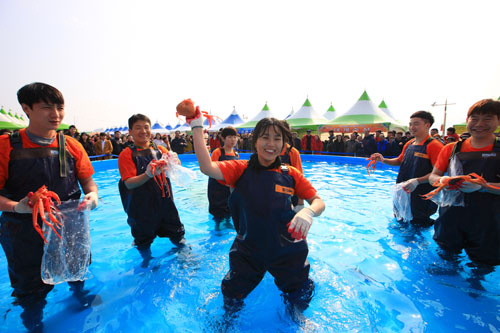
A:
177 99 325 312
207 126 239 220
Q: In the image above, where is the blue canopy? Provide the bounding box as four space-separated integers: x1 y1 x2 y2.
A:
212 107 245 130
165 123 173 131
151 122 164 130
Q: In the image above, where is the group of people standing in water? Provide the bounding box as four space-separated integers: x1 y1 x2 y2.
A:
0 82 499 331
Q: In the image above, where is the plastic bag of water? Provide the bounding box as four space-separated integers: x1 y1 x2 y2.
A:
392 183 413 222
41 199 91 285
162 152 197 187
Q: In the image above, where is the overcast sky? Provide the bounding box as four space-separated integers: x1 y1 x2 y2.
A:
1 0 499 131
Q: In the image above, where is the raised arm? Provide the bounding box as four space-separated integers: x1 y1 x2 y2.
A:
177 99 224 180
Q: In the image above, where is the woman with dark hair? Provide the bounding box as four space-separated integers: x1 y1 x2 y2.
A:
79 132 96 158
207 126 239 219
177 99 325 314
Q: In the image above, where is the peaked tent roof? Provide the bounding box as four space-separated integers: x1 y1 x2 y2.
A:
320 90 406 132
378 99 399 122
212 107 246 131
237 103 276 128
0 107 23 130
175 122 191 132
327 90 397 124
286 98 329 128
323 104 337 120
285 108 294 119
151 121 168 134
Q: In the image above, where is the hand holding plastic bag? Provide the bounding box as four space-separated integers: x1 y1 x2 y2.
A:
402 178 419 193
161 152 197 187
392 183 413 222
41 199 91 284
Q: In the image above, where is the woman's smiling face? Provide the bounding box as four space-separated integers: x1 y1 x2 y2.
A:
255 125 283 167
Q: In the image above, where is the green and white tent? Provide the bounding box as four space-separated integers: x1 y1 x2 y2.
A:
323 103 337 120
0 106 24 130
237 103 276 129
285 98 329 129
378 99 400 123
8 109 26 127
319 90 406 134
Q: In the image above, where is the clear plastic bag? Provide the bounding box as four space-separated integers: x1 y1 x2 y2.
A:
41 199 91 285
392 183 413 222
161 152 197 187
429 155 465 207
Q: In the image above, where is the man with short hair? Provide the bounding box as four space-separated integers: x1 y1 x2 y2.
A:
118 114 186 254
429 99 500 265
68 124 78 138
444 127 460 142
0 82 98 330
111 130 124 157
171 130 187 154
301 129 313 153
369 111 444 226
94 132 113 160
361 129 377 157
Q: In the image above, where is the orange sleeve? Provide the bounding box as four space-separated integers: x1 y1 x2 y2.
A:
217 160 248 187
426 139 444 166
289 166 317 200
0 135 12 190
289 148 303 173
397 140 412 162
434 143 455 173
118 147 137 181
211 148 222 162
65 137 95 179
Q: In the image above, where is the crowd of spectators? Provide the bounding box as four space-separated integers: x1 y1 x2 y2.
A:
0 124 492 160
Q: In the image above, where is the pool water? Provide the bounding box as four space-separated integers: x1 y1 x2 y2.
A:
1 155 499 332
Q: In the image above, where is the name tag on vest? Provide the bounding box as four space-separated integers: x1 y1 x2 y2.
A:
414 152 429 159
275 185 294 195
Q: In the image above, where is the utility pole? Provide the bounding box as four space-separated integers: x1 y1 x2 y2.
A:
431 99 456 136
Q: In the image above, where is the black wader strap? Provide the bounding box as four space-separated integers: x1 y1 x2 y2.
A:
58 132 68 178
449 140 463 161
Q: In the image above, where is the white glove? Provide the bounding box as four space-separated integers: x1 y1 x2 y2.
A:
402 178 419 193
293 204 304 213
13 196 32 214
82 191 98 210
459 181 482 193
187 107 203 129
288 207 315 240
145 160 161 178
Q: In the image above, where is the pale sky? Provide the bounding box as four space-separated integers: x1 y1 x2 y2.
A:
1 0 499 132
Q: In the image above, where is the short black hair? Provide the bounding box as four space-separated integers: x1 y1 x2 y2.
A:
446 127 456 134
410 110 434 126
128 114 151 129
17 82 64 108
221 126 237 138
69 125 76 130
467 99 500 119
252 118 291 153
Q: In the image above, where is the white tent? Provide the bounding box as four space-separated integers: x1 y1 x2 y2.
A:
319 90 406 133
323 104 337 120
378 100 401 123
285 98 329 128
212 106 245 131
237 103 276 129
